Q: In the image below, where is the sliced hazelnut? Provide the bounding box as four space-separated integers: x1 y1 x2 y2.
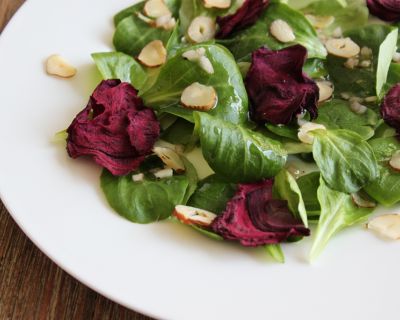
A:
153 168 174 179
305 14 335 29
344 57 359 69
359 60 371 68
316 80 334 102
154 140 184 154
182 48 214 74
298 122 326 144
132 173 145 182
143 0 171 18
364 96 377 103
153 146 186 173
187 16 216 43
46 54 77 78
155 14 176 30
389 150 400 171
332 27 343 38
173 205 217 227
269 19 296 43
138 40 167 67
351 192 376 208
180 82 217 111
325 38 360 58
349 100 367 115
367 214 400 240
203 0 231 9
360 46 373 58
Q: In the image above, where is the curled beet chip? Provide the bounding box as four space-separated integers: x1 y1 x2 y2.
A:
367 0 400 22
211 180 310 247
67 80 160 176
245 45 319 125
381 83 400 136
216 0 269 39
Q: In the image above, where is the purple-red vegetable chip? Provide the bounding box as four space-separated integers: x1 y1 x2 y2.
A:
247 190 309 235
245 45 319 125
367 0 400 22
67 79 160 176
211 180 310 247
381 83 400 136
216 0 269 39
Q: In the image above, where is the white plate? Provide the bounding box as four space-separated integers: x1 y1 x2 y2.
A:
1 1 399 319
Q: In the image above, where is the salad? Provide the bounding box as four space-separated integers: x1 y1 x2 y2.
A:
59 0 400 262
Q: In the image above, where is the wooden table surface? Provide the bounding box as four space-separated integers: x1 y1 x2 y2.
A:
0 1 152 319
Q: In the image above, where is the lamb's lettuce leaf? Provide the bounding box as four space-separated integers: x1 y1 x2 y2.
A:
274 169 308 227
365 137 400 206
310 178 374 261
315 99 379 140
194 112 287 182
91 52 148 90
100 157 197 223
312 129 379 194
326 24 395 98
141 44 249 125
188 174 236 214
265 244 285 263
218 2 327 62
297 172 321 219
113 14 173 56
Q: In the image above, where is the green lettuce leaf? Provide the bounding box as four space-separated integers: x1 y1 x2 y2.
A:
194 112 287 182
265 244 285 263
91 52 147 90
100 157 198 223
365 137 400 206
274 169 308 227
141 44 249 125
312 129 379 193
310 178 374 261
218 2 326 62
297 172 321 219
315 99 379 140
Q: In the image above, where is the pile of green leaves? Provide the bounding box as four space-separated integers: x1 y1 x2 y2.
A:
87 0 400 262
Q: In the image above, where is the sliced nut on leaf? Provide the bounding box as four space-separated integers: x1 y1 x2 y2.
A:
173 205 217 227
298 122 326 144
187 16 216 43
325 38 360 58
389 150 400 171
155 15 176 30
153 146 186 173
316 81 334 102
138 40 167 67
349 100 367 115
144 0 171 18
132 173 145 182
203 0 231 9
182 48 214 74
153 168 173 179
305 14 335 29
270 19 296 43
198 56 214 74
46 55 76 78
367 214 400 240
181 83 217 110
154 140 184 154
351 192 376 208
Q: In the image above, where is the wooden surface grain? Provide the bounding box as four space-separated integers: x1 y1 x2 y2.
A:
0 1 152 319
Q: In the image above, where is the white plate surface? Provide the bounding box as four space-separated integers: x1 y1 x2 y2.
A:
0 1 399 319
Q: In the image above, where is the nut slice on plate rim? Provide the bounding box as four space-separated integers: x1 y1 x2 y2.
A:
46 54 77 78
181 82 217 111
367 214 400 240
138 40 167 67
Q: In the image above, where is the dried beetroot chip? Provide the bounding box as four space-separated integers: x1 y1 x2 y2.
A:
216 0 269 39
367 0 400 22
381 83 400 135
247 190 309 235
211 180 309 247
67 80 160 176
245 45 319 125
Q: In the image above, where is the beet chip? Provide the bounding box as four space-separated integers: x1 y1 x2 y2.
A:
211 180 310 247
67 80 160 176
367 0 400 22
381 83 400 136
216 0 269 39
245 45 319 125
